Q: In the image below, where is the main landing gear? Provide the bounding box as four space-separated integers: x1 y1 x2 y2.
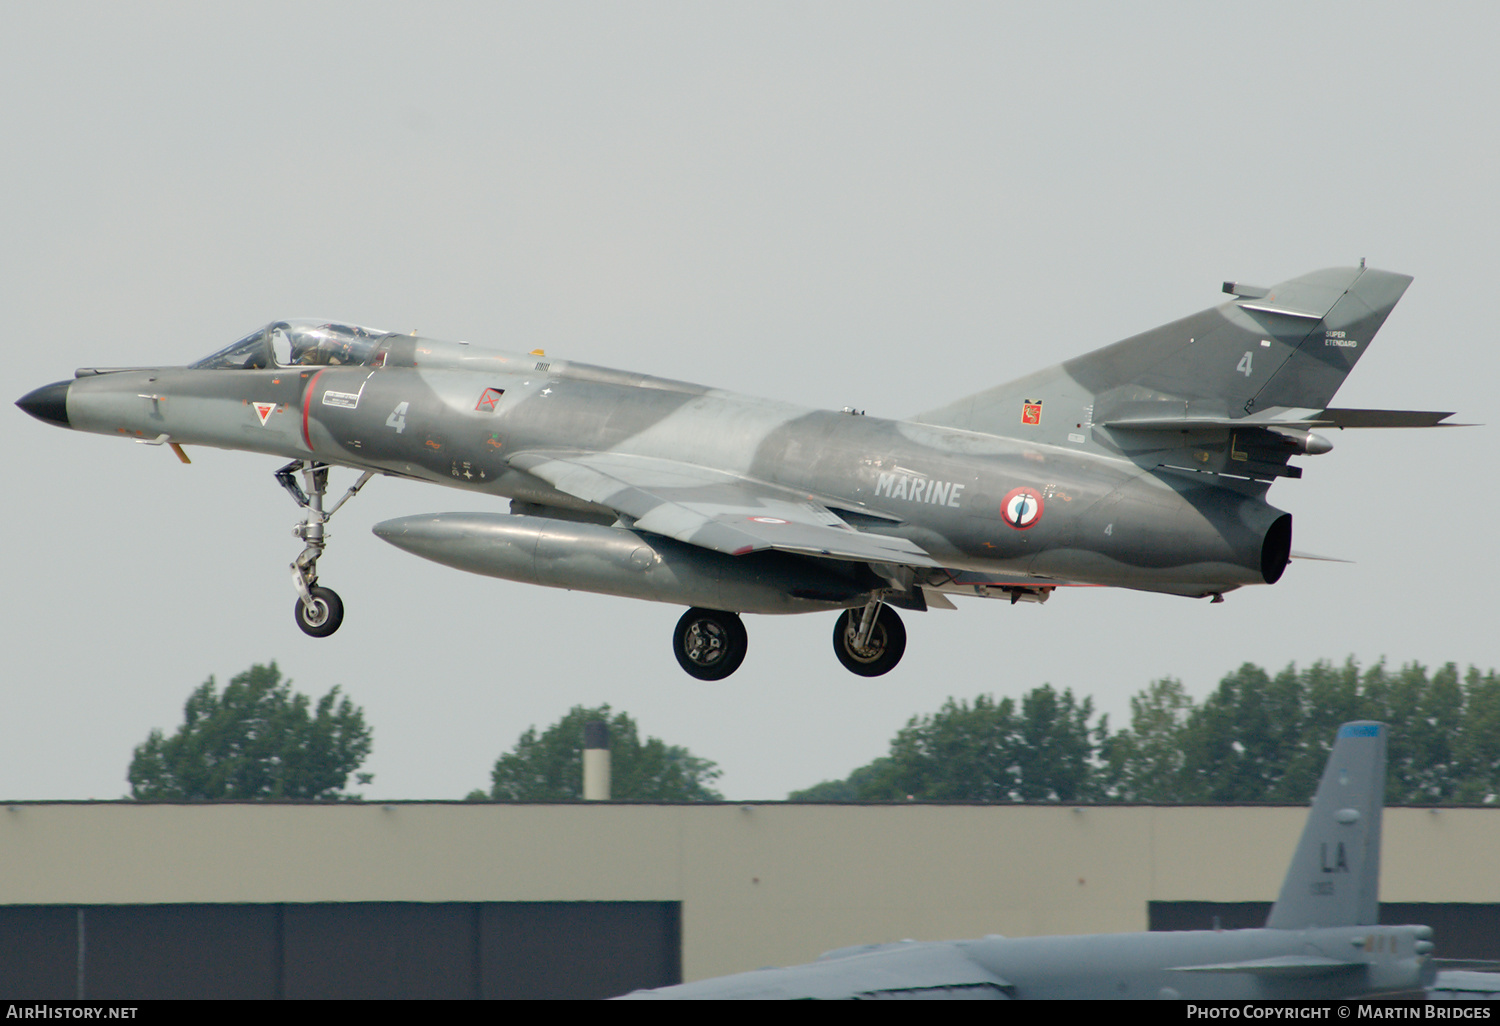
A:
276 460 373 638
669 600 908 680
832 600 907 677
673 607 748 681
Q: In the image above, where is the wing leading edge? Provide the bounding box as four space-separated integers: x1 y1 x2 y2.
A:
618 939 1012 1000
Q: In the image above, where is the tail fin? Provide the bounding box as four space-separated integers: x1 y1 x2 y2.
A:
1266 721 1386 930
914 267 1412 441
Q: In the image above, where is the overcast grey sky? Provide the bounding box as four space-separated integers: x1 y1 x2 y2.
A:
3 2 1494 801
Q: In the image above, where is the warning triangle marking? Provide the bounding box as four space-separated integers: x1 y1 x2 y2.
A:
253 402 276 426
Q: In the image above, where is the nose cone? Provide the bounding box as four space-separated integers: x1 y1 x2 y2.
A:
16 380 71 427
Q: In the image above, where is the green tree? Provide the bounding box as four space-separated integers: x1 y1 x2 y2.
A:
1011 684 1107 801
788 758 896 802
1176 662 1310 802
794 659 1500 805
1101 676 1193 802
128 662 372 800
1111 659 1500 805
791 685 1107 802
483 705 722 801
1451 666 1500 803
879 693 1020 801
1364 660 1475 803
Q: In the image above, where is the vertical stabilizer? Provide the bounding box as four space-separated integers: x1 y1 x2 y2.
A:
912 267 1412 443
1266 721 1386 930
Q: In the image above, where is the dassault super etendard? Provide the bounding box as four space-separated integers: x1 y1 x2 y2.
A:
17 265 1457 679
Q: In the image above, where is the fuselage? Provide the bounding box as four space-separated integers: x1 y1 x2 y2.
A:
623 924 1434 1000
46 328 1289 600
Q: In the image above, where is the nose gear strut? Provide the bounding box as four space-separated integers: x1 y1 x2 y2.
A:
275 460 374 637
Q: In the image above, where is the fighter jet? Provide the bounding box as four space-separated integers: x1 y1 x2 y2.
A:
618 721 1433 1000
16 265 1455 679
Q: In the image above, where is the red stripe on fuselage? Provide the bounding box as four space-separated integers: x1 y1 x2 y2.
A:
302 369 326 450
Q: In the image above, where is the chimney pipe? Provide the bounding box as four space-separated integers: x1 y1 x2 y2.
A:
583 720 610 801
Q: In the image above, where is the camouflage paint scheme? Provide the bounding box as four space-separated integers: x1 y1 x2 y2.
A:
618 722 1437 1000
16 266 1454 676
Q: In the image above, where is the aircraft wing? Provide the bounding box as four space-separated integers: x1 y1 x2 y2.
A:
617 940 1012 999
508 450 942 567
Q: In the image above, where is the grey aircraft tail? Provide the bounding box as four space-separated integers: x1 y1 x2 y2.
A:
1265 721 1386 930
915 266 1416 439
620 719 1430 1000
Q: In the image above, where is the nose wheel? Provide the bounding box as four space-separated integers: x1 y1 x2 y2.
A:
833 602 906 676
276 460 373 639
293 586 344 638
673 607 748 680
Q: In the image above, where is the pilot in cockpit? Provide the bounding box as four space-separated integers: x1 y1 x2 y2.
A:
288 324 380 366
191 320 387 371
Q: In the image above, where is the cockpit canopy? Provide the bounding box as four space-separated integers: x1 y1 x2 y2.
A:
191 320 392 370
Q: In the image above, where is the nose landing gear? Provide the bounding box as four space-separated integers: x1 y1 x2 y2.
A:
293 586 344 638
276 460 373 638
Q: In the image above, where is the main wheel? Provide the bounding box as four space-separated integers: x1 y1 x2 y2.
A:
832 605 906 676
294 586 344 638
673 607 748 680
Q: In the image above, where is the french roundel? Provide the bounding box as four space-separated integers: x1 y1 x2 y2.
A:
1001 486 1044 530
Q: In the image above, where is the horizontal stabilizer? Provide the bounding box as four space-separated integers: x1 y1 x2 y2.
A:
1103 408 1461 431
1319 408 1463 428
1168 954 1361 977
1104 416 1322 431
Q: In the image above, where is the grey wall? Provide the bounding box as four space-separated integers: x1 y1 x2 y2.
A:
0 901 679 1000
